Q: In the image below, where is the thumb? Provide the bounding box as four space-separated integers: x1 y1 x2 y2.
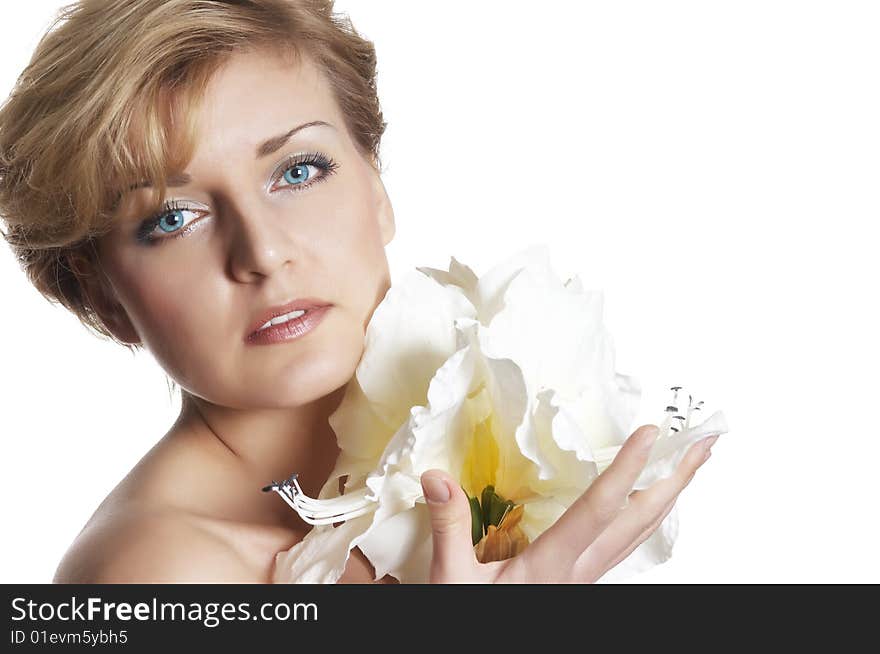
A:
420 469 477 583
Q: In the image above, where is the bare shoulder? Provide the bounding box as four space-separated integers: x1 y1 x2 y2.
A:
54 504 262 583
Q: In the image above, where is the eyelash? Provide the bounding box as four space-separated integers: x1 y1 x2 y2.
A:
135 152 339 245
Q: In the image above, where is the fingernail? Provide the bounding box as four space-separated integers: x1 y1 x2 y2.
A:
702 435 720 452
422 475 450 504
640 425 659 447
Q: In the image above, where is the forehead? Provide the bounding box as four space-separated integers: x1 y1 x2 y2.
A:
185 48 342 155
109 48 348 220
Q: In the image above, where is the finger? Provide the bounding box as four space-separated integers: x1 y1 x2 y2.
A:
598 467 696 577
598 495 679 579
576 440 712 582
420 469 478 583
523 424 660 576
584 440 711 579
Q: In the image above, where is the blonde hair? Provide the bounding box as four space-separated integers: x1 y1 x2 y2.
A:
0 0 387 352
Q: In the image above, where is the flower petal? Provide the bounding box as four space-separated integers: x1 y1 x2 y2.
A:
595 504 680 583
356 268 476 430
327 375 391 464
272 513 375 584
474 243 556 324
415 256 480 310
529 388 599 487
633 410 729 491
321 269 477 498
357 502 434 584
518 496 571 544
370 345 475 486
551 372 641 455
271 248 728 586
479 255 606 398
422 243 559 322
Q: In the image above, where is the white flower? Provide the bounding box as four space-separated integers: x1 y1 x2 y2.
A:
268 244 728 583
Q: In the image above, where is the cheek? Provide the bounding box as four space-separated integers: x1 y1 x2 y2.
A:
320 198 389 316
114 260 228 382
318 177 387 269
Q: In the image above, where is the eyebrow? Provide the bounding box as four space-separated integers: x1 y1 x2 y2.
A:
126 120 335 191
255 120 334 158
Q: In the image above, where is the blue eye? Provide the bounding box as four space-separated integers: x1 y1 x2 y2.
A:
135 151 339 245
157 208 186 233
136 202 202 244
274 152 338 191
281 163 312 185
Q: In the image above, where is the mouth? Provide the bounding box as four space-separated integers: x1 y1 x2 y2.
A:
245 298 333 344
254 308 310 333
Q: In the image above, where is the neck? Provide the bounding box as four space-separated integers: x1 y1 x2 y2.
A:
176 383 348 516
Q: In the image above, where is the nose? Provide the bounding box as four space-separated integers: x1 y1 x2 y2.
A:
221 194 297 282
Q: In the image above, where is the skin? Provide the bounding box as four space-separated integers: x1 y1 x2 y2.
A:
54 47 398 583
53 46 717 584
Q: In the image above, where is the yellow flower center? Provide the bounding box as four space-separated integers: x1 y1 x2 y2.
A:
459 383 530 563
473 502 529 564
460 395 500 499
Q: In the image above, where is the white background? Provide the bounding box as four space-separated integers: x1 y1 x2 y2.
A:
1 1 878 583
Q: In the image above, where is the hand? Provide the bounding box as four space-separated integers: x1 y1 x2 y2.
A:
419 424 718 583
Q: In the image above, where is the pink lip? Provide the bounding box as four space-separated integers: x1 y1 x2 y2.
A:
244 304 332 345
245 298 333 340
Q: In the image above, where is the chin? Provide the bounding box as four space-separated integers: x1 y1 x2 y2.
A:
261 333 363 407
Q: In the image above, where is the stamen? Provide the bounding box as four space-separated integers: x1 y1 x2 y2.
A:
664 385 683 438
670 386 681 409
685 394 704 430
262 473 377 526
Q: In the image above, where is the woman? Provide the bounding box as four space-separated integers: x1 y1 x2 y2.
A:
0 0 716 583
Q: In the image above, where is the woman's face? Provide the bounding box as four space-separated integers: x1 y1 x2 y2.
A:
95 48 395 409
